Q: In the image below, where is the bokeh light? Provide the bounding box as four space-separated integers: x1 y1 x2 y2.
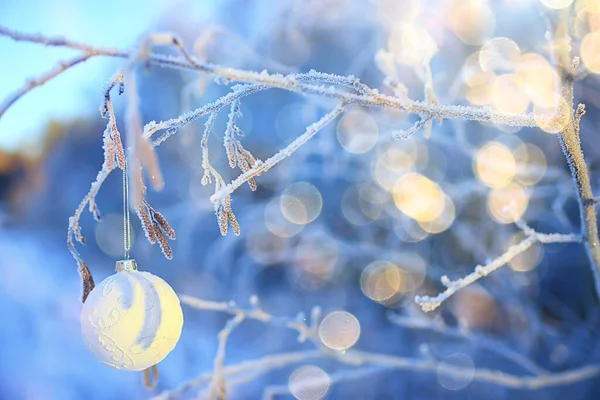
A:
475 142 516 188
3 0 599 398
288 365 331 400
479 37 520 73
358 183 388 218
514 143 547 186
582 0 600 14
372 145 418 191
393 173 445 222
437 353 475 390
581 32 600 73
464 51 495 88
396 252 427 289
342 185 372 226
418 194 456 234
336 110 379 154
360 252 428 304
515 53 560 108
265 197 305 237
490 74 529 113
281 182 323 225
342 183 387 225
393 217 430 242
319 311 361 351
360 260 406 304
487 182 529 223
451 286 497 330
388 22 438 67
466 81 492 106
450 0 496 46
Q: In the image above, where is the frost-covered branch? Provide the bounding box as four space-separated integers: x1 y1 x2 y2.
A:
209 313 245 399
559 105 600 297
158 346 600 400
548 13 600 299
210 103 345 205
2 22 598 313
67 72 176 300
0 25 551 240
415 226 581 312
176 295 320 399
157 294 600 399
66 73 126 301
0 26 543 131
145 83 268 145
179 295 319 344
154 350 322 400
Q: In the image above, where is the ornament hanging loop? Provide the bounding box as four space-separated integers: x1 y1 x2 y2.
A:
116 259 138 272
122 159 132 260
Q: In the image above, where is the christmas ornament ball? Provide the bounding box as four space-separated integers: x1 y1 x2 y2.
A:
80 260 183 371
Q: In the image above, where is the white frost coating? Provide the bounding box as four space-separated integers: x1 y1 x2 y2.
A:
81 270 183 371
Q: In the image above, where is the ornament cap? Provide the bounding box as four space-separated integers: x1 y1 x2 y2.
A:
115 259 138 272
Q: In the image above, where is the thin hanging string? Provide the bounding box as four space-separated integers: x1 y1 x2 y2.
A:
123 161 132 260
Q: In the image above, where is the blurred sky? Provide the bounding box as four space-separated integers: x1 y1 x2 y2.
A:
0 0 215 153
